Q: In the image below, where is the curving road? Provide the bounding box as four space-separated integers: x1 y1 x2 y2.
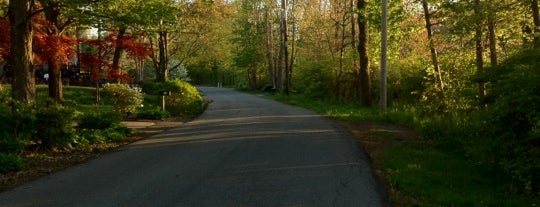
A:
0 87 388 207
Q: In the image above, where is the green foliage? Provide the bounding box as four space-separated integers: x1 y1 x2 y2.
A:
136 107 171 120
33 103 79 149
0 153 25 173
63 86 99 105
78 112 123 130
141 80 206 118
140 81 162 95
77 112 134 143
102 84 143 114
476 48 540 196
381 143 531 206
0 87 10 107
294 61 334 99
0 105 36 154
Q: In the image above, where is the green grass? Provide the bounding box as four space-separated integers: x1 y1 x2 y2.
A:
381 143 530 206
264 92 417 125
261 92 536 206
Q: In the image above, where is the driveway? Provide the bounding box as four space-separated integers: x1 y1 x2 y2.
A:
0 87 388 207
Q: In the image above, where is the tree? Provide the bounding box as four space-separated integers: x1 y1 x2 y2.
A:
8 0 35 104
421 0 444 91
473 0 486 98
532 0 540 48
357 0 372 106
38 0 80 102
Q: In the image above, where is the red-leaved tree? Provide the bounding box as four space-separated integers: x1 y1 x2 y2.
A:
0 15 76 94
79 31 151 84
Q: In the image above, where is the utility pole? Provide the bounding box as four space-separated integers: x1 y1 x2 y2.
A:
380 0 388 111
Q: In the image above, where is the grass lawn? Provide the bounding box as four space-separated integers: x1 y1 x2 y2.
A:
382 143 529 206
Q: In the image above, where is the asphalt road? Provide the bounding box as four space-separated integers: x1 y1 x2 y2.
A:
0 87 388 207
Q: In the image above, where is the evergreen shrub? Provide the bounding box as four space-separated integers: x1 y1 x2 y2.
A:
33 103 79 148
0 153 24 173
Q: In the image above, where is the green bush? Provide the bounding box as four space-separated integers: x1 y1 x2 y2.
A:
136 107 171 120
141 80 206 118
294 61 334 99
78 129 107 144
476 48 540 196
33 103 79 148
77 112 133 143
140 81 159 95
0 105 36 154
78 126 133 144
78 111 123 130
102 84 143 114
0 153 24 173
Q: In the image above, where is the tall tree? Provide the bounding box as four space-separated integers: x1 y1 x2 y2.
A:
532 0 540 47
40 0 78 102
281 0 290 94
474 0 486 98
357 0 372 106
8 0 35 104
421 0 444 91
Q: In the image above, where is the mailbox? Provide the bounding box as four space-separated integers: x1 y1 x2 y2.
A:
160 91 171 96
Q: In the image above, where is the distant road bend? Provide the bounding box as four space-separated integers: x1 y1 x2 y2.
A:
0 87 388 207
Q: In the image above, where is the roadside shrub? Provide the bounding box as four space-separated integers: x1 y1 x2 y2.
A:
162 80 206 117
102 84 143 114
78 129 107 144
77 112 134 143
136 106 171 120
141 80 206 118
0 153 24 173
33 103 79 148
0 105 36 154
78 111 123 130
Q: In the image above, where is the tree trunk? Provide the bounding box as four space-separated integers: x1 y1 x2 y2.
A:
277 11 284 92
532 0 540 48
281 0 290 95
488 11 498 66
357 0 372 106
157 30 169 82
288 1 296 94
48 60 63 102
474 0 486 98
337 1 346 100
43 3 64 102
111 27 127 83
422 0 444 90
264 8 276 88
350 0 359 99
9 0 36 104
95 23 103 104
